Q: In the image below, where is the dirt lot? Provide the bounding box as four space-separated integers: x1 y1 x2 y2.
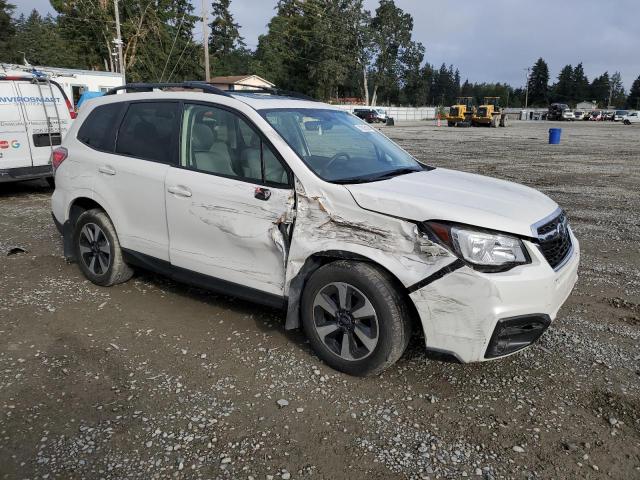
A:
1 120 639 480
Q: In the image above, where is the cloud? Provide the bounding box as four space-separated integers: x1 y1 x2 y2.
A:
14 0 640 90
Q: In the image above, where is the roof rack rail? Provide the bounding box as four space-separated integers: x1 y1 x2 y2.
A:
104 81 232 97
227 83 318 102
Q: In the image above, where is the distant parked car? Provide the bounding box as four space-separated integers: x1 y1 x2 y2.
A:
573 110 585 120
547 103 572 121
353 108 387 124
613 110 629 122
589 111 603 121
583 111 595 121
604 111 615 121
623 111 639 125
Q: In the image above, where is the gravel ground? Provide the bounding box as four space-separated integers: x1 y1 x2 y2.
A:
1 120 639 479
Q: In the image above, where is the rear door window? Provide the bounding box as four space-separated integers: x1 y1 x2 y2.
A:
77 103 124 152
115 102 179 164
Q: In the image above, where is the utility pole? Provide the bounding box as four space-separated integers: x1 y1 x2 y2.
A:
524 67 530 109
202 0 210 82
113 0 125 84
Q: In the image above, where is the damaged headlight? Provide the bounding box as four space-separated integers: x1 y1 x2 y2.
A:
424 222 530 272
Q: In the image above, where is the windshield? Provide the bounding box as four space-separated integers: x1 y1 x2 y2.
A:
259 108 424 183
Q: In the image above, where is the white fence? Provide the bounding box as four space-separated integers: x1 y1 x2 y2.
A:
335 105 438 121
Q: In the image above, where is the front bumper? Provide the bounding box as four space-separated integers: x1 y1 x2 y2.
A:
409 232 580 363
0 165 53 183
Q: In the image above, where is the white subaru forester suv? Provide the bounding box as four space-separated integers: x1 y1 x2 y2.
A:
51 82 579 376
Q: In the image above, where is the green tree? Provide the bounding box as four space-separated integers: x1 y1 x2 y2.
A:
626 75 640 110
209 0 251 76
9 10 75 67
572 62 589 102
51 0 200 81
552 64 573 104
369 0 414 105
0 0 14 59
609 72 625 107
527 58 549 106
589 72 610 107
398 41 425 105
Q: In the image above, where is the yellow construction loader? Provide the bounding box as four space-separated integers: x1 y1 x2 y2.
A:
446 97 475 126
472 97 509 127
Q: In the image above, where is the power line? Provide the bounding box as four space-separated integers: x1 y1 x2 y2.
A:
159 10 187 82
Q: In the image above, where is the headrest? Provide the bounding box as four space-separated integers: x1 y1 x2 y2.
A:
192 123 214 150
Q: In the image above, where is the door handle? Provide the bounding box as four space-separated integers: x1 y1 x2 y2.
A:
99 166 116 175
254 187 271 201
167 185 192 198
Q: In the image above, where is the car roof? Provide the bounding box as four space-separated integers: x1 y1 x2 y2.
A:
93 89 342 113
230 92 340 111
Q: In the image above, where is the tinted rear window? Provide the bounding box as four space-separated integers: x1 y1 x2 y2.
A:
77 103 124 151
115 102 179 164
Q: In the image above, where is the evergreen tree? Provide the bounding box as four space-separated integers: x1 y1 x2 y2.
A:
9 10 74 67
552 64 574 104
572 63 589 102
626 75 640 110
0 0 14 59
589 72 610 107
609 72 625 107
527 58 549 106
209 0 253 76
210 0 244 54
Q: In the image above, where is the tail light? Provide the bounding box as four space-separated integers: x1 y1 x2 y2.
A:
51 147 68 171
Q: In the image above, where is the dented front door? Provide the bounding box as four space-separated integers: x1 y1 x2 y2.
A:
165 167 292 295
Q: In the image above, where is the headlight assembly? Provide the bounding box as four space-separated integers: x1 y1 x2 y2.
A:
424 222 531 272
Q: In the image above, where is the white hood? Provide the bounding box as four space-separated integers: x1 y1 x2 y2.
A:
345 168 558 237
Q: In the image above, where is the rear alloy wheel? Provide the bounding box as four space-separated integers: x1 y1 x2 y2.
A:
301 261 411 376
79 222 111 277
74 209 133 286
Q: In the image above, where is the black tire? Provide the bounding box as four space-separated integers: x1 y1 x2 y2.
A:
45 177 55 189
301 260 411 376
73 208 133 287
447 121 455 127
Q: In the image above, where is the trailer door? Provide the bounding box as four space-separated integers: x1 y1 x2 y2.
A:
15 81 72 167
0 81 33 170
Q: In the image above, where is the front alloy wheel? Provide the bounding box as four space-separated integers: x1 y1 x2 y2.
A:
312 282 379 361
301 261 412 376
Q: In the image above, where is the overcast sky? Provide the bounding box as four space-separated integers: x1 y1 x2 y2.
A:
16 0 640 90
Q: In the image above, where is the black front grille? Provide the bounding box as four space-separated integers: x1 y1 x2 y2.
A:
536 212 572 269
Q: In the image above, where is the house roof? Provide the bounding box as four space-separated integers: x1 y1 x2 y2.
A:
210 75 275 87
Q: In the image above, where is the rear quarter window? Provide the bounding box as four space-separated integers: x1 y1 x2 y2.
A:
77 103 124 152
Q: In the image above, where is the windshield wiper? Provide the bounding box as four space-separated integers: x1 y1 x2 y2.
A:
369 167 423 180
333 167 423 184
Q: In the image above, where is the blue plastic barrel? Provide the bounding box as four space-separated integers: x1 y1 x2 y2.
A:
549 128 562 144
